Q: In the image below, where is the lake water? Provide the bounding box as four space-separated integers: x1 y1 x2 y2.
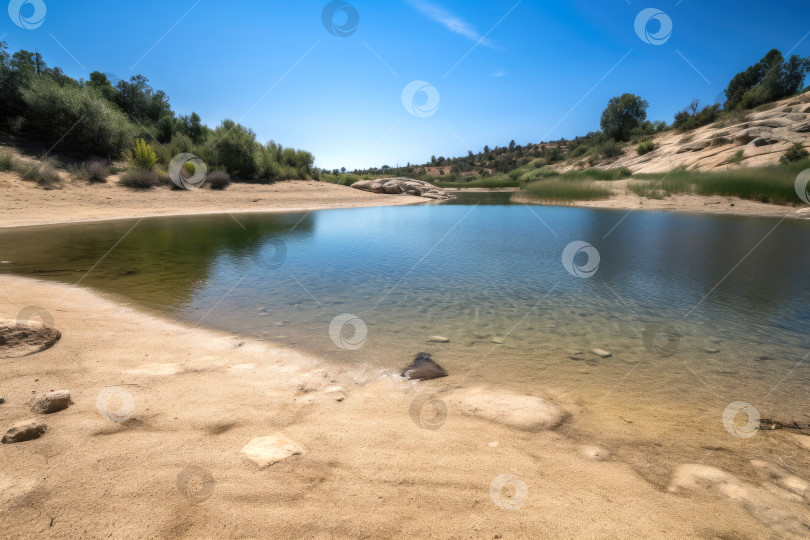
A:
2 195 809 484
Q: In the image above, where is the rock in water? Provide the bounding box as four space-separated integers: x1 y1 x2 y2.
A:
30 390 71 414
2 420 47 444
591 349 612 358
240 434 304 468
0 319 61 358
401 353 448 380
452 387 567 431
427 336 450 343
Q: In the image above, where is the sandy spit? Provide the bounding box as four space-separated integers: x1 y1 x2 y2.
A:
0 275 776 539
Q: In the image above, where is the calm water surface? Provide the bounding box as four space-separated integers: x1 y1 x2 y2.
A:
2 195 809 472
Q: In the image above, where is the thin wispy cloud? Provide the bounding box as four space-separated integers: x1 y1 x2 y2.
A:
407 0 497 48
490 69 507 77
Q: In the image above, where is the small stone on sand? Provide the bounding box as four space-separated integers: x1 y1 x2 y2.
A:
427 336 450 343
2 420 47 444
704 347 720 354
30 390 71 414
579 445 610 461
488 441 500 448
591 349 612 358
240 434 304 468
491 338 504 344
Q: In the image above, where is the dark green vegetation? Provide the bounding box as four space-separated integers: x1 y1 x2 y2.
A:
0 41 314 184
628 159 810 205
524 179 611 202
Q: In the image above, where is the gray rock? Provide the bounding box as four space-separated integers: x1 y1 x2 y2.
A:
401 353 448 380
2 420 47 444
351 177 453 200
30 390 71 414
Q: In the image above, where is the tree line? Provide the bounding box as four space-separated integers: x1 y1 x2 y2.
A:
0 41 315 182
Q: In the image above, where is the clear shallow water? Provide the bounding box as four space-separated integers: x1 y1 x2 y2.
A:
2 196 810 480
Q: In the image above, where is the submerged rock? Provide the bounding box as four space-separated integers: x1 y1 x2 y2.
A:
2 420 47 444
452 387 567 431
240 434 304 468
401 353 448 381
0 319 61 359
30 390 71 414
591 349 612 358
427 336 450 343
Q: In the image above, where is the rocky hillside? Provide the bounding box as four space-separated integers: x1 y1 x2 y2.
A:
568 93 810 174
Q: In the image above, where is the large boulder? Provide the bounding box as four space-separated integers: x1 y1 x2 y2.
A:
351 177 453 200
451 387 567 431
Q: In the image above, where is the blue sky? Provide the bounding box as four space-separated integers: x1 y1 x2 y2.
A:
4 0 810 170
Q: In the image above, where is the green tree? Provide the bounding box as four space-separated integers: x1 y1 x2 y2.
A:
600 93 649 141
725 49 810 109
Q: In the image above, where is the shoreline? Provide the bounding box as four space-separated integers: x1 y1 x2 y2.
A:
1 275 807 538
513 181 810 220
0 177 426 230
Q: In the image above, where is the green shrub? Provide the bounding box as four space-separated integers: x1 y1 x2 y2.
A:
120 168 159 189
725 150 745 164
781 143 809 163
207 170 231 190
131 139 157 169
637 141 657 155
0 152 13 171
21 77 135 157
86 160 110 183
599 140 624 159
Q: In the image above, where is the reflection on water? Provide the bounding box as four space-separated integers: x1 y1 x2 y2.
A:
2 198 810 479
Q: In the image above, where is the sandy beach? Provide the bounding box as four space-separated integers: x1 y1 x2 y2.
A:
2 275 809 539
0 173 425 229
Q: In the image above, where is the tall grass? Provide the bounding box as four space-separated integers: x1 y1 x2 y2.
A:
632 159 810 204
434 178 521 189
561 168 632 181
523 179 611 202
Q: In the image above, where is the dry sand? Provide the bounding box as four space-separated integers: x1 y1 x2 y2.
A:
0 173 425 229
2 275 808 539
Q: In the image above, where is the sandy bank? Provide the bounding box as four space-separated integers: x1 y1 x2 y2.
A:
0 175 424 229
513 180 810 220
2 276 806 538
